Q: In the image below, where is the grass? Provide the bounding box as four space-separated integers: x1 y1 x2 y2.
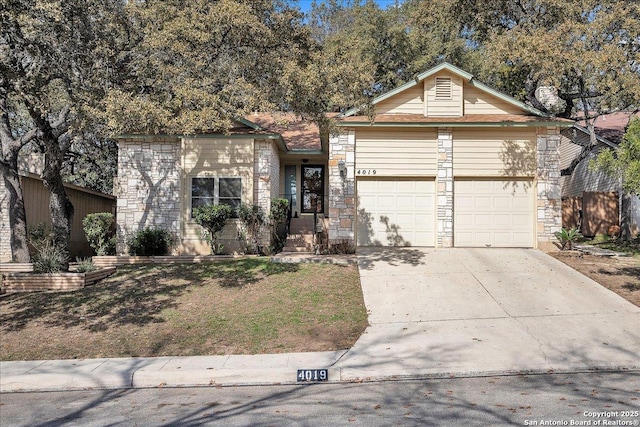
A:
0 258 368 361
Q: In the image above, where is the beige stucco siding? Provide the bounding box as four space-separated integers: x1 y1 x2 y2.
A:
453 128 537 177
181 138 254 243
355 128 438 176
375 84 424 115
425 73 463 117
463 84 525 115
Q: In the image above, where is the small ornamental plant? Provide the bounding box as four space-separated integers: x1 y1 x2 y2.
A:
83 212 116 256
269 198 289 254
237 203 266 254
554 227 583 251
193 204 232 254
127 227 174 256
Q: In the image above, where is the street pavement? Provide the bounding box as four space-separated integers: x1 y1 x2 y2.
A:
1 248 639 392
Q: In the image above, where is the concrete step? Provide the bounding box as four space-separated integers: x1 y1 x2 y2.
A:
286 234 313 246
289 217 316 234
281 246 314 253
282 232 314 253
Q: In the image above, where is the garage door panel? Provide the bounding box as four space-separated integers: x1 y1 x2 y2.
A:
454 179 534 248
396 196 415 209
357 179 435 247
414 195 432 209
474 214 493 227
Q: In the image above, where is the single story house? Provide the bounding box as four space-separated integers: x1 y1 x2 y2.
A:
114 63 571 254
559 112 640 238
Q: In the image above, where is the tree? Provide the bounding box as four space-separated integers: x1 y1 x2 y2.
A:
63 132 118 194
0 97 38 262
593 117 640 196
105 0 314 135
406 0 640 121
405 0 640 177
1 0 132 268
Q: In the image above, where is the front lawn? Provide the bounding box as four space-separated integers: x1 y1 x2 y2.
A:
0 259 368 361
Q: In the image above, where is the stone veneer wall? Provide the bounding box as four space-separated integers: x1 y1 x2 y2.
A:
436 127 454 247
253 140 280 246
328 130 356 244
0 179 10 262
536 127 562 246
115 139 182 254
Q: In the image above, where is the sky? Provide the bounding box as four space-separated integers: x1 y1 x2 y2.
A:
293 0 405 14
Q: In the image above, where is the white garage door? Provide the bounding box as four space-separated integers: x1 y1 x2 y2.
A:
357 179 435 247
454 180 534 247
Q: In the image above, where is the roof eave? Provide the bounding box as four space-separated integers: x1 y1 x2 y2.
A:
336 120 573 128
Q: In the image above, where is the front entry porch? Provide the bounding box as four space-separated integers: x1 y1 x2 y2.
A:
280 159 328 253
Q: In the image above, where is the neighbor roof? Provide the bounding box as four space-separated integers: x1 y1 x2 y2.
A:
577 111 640 144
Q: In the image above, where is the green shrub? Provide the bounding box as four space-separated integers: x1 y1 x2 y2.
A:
32 241 68 273
29 223 69 272
127 227 174 256
193 204 232 254
83 212 116 256
75 257 96 273
329 239 356 255
269 198 289 254
554 227 583 250
237 203 266 254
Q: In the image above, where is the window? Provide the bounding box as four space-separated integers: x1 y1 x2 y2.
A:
191 177 242 217
219 177 241 212
191 178 215 211
435 77 452 100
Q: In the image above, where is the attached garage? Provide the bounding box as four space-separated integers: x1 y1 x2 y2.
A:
357 179 435 247
454 179 535 247
329 63 567 251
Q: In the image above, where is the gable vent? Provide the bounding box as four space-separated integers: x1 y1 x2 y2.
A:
435 77 452 100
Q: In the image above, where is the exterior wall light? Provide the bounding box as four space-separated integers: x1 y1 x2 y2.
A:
338 159 347 178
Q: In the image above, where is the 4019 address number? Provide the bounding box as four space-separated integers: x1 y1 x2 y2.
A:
297 369 328 382
356 169 376 175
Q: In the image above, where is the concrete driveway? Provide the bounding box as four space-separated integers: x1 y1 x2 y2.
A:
336 248 640 380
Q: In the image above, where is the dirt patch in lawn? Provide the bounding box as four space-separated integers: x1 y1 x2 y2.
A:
0 259 368 361
552 252 640 307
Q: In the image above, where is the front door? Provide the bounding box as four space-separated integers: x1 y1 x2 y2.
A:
302 165 324 213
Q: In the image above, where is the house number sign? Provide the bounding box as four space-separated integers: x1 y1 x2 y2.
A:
356 169 377 175
297 369 328 382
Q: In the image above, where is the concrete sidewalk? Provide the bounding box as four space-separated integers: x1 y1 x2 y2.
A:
1 352 349 392
2 248 639 393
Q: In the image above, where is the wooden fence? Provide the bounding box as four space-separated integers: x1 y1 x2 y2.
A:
562 191 619 237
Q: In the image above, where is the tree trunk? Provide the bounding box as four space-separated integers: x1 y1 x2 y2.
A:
0 156 30 262
41 138 74 271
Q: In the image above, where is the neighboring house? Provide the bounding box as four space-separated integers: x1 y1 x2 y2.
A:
115 63 571 254
559 112 640 238
0 153 117 262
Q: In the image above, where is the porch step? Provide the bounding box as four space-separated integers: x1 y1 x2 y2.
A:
282 233 314 253
289 216 316 234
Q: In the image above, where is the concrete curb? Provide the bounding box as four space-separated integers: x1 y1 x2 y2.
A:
2 356 638 393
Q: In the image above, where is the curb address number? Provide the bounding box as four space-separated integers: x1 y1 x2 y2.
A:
297 369 328 382
356 169 376 175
